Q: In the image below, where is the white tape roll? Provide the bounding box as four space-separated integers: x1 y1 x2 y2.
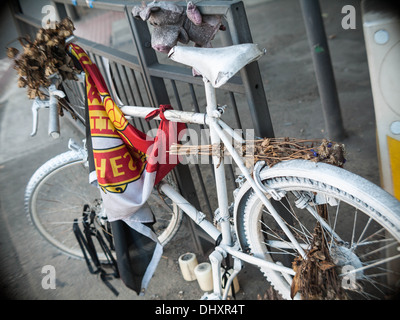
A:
194 262 213 292
178 253 198 281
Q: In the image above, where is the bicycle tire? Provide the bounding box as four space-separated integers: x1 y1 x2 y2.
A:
25 149 183 261
238 160 400 300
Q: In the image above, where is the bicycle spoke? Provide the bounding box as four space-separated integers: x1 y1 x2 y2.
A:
357 240 398 259
350 209 358 249
355 217 372 249
260 208 311 249
340 253 400 277
281 194 313 244
329 200 340 251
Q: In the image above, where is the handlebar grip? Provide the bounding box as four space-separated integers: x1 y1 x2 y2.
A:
48 94 60 139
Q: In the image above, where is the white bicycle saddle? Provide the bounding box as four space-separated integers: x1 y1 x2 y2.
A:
168 43 264 88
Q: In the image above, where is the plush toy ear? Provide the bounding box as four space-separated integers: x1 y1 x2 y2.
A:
177 27 190 44
186 1 202 25
132 6 142 19
136 6 160 21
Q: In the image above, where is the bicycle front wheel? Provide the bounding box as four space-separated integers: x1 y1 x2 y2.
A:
239 160 400 300
25 149 182 261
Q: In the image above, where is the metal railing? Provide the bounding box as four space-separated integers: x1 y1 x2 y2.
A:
9 0 274 253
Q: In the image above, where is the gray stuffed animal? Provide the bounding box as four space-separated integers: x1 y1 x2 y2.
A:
132 1 225 54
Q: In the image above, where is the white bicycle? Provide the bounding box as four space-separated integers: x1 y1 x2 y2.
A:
25 42 400 300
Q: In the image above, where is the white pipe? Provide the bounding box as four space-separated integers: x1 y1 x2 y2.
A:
218 119 245 144
159 182 221 241
121 106 207 125
220 244 296 276
204 80 232 246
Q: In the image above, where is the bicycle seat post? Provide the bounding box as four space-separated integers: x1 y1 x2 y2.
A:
204 78 232 247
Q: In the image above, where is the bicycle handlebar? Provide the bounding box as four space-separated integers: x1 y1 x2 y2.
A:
30 78 65 139
48 84 61 138
47 36 75 138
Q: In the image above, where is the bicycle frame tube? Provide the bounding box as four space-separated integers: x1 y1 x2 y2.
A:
120 80 307 258
204 80 232 247
159 182 296 277
210 119 307 258
203 80 306 258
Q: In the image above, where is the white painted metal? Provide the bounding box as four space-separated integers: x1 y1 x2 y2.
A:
121 105 207 125
168 44 265 88
159 182 221 242
204 80 232 247
210 120 307 258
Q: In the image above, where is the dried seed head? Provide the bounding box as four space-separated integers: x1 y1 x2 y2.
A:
7 17 79 100
7 47 19 59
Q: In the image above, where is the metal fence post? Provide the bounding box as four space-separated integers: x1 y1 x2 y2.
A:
125 6 214 254
225 1 275 139
299 0 345 141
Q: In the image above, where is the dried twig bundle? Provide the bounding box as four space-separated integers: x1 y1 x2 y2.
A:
7 17 78 100
170 137 346 168
291 220 347 300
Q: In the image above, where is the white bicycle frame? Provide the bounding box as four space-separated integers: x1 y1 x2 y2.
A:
121 78 306 299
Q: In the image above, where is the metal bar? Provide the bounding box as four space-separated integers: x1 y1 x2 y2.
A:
169 80 214 216
149 64 245 94
129 69 142 105
13 12 41 29
110 62 128 104
94 54 112 95
203 81 232 246
75 37 141 72
229 92 243 131
124 5 159 107
53 0 236 14
53 0 126 12
115 64 130 104
170 80 183 111
121 66 136 105
299 0 345 141
225 1 275 138
221 244 296 276
51 0 68 20
160 182 221 242
124 4 210 253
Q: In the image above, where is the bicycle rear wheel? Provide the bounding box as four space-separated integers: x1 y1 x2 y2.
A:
238 160 400 300
25 149 182 261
